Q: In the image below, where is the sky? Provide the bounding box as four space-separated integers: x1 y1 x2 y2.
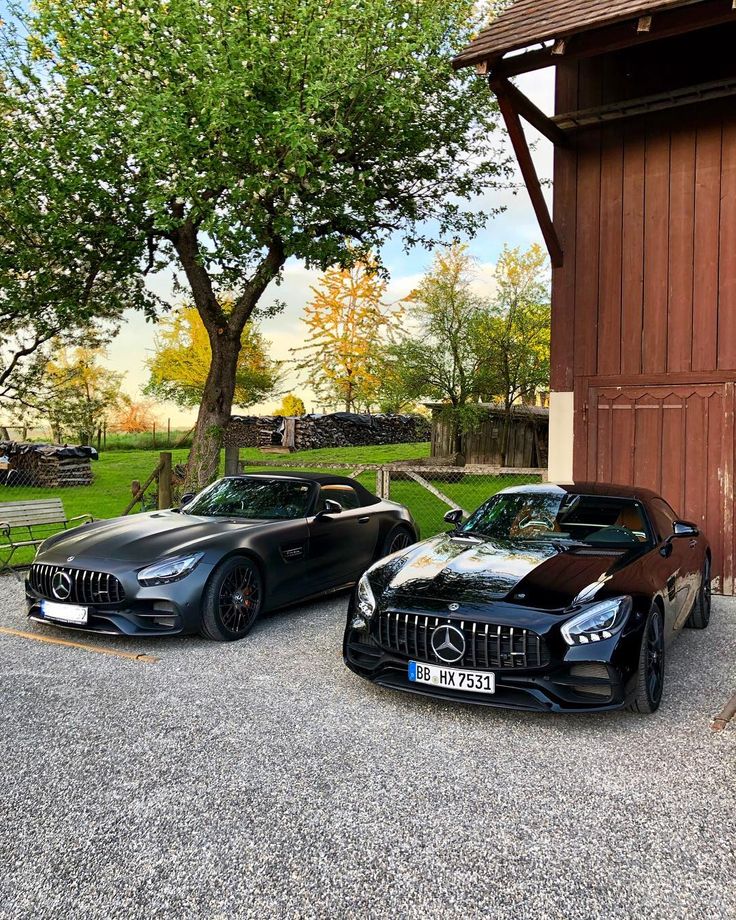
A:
1 0 555 426
114 66 555 425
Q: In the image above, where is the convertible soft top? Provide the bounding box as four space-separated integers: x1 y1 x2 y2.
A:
234 472 381 506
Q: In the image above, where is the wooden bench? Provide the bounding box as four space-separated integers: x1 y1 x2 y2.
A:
0 499 93 577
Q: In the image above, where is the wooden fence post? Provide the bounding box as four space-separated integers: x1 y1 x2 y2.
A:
158 452 173 509
376 467 390 499
224 443 240 476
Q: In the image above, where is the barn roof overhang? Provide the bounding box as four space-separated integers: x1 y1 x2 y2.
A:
456 0 736 269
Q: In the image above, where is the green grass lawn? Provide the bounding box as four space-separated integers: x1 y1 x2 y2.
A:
240 442 431 466
1 442 540 566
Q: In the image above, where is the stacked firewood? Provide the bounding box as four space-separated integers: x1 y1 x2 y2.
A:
289 415 430 451
225 416 281 448
225 414 430 452
0 441 96 488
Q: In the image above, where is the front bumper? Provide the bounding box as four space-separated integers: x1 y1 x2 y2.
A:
343 595 643 713
25 561 214 637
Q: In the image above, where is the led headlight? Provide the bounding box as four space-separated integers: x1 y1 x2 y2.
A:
561 596 632 647
138 552 204 587
353 573 377 628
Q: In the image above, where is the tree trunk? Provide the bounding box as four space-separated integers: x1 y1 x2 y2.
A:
186 332 240 489
170 221 285 489
500 400 512 467
453 422 463 456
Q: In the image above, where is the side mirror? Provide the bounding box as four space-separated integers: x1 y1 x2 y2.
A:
673 520 699 538
180 492 196 509
444 508 464 528
316 499 343 519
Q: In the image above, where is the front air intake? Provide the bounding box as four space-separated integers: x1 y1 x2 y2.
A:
30 564 125 605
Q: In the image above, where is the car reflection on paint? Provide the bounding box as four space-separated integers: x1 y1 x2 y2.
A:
343 483 711 714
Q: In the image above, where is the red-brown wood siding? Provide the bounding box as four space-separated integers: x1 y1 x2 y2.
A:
550 25 736 592
560 112 736 381
582 384 734 594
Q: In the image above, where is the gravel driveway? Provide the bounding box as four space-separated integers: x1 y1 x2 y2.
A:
0 576 734 920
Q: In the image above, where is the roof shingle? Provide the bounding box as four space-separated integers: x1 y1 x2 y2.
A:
454 0 702 67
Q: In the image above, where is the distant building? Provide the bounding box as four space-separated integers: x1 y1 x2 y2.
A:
426 403 549 468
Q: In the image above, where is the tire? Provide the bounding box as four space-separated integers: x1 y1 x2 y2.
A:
200 556 263 642
685 557 711 630
627 603 665 714
380 524 415 558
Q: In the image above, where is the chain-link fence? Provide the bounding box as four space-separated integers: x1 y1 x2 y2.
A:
0 446 193 570
242 460 545 540
384 466 545 538
1 444 545 573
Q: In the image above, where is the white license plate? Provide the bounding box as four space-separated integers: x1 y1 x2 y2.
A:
408 661 495 695
40 600 88 625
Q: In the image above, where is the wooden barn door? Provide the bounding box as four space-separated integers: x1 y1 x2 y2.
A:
579 383 735 595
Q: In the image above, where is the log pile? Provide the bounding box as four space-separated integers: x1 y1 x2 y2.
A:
225 416 281 449
290 414 430 451
0 441 97 488
225 413 431 452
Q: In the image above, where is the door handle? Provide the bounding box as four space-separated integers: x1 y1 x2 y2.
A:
688 540 697 549
357 516 370 524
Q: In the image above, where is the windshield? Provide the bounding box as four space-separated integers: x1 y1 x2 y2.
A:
186 477 313 520
462 492 651 548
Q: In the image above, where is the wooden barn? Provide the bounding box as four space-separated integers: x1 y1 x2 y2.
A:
455 0 736 594
427 403 549 468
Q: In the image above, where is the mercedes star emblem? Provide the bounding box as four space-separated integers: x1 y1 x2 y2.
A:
51 571 73 601
66 556 76 563
448 603 460 612
431 624 466 664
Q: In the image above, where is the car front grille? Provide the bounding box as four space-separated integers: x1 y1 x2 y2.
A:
376 610 550 670
30 564 125 605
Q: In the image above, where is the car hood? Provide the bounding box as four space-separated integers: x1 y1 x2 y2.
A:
376 533 641 612
36 511 268 564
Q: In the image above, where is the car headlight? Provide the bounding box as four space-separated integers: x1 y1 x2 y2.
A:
561 596 633 646
353 574 377 627
138 553 204 587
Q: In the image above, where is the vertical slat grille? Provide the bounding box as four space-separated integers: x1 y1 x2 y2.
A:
375 610 549 670
29 564 125 605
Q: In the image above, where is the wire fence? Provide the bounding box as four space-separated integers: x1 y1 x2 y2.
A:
0 447 545 571
241 459 545 539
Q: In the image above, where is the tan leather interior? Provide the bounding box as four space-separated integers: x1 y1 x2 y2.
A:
615 506 646 539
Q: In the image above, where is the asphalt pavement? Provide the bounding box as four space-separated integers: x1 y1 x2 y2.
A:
1 575 734 920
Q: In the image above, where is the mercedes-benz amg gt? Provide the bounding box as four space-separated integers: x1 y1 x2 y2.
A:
344 483 710 714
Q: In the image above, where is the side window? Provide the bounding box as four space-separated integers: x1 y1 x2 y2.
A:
318 484 361 511
649 498 678 541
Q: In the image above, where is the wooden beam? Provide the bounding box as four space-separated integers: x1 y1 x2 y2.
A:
554 76 736 130
465 0 736 77
489 75 569 147
493 83 563 268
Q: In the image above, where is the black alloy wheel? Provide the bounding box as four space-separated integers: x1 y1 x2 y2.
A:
383 525 414 556
686 558 711 629
628 604 665 714
200 557 263 642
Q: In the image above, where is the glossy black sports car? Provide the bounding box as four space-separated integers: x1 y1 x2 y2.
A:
344 483 711 714
26 473 418 641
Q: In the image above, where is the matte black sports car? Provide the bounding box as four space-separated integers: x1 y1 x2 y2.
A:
344 483 711 714
26 473 418 641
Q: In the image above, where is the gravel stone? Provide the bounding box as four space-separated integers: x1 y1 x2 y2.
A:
0 574 734 920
